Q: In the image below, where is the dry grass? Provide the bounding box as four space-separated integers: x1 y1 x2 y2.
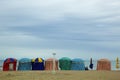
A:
0 70 120 80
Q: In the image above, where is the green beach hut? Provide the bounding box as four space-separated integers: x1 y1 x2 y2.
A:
59 57 71 70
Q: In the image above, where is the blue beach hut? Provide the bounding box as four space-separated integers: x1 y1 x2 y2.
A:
32 58 44 70
71 58 85 70
18 58 31 70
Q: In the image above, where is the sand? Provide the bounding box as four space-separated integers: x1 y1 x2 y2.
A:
0 70 120 80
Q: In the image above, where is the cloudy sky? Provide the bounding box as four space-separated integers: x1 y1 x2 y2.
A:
0 0 120 60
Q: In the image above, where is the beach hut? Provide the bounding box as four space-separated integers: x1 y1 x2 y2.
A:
32 58 44 70
18 58 31 70
71 58 85 70
59 57 71 70
97 59 111 71
3 58 17 71
45 58 58 70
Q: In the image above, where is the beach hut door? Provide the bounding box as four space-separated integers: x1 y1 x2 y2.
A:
9 63 13 71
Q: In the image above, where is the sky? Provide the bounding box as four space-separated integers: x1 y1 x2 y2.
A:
0 0 120 60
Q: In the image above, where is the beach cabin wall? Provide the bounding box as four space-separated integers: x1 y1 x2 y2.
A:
45 58 58 70
59 57 71 70
71 58 85 70
97 59 111 71
32 58 44 70
3 58 17 71
18 58 31 70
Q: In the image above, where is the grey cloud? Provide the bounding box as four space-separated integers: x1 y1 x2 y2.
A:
0 0 120 59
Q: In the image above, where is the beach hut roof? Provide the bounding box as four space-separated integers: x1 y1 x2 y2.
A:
98 58 110 61
72 58 84 62
32 58 44 63
46 58 58 61
4 58 17 63
19 58 31 63
59 57 71 61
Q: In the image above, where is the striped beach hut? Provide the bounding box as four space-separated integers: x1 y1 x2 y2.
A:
3 58 17 71
45 58 58 70
71 58 85 70
97 58 111 71
59 57 71 70
18 58 31 70
32 58 44 70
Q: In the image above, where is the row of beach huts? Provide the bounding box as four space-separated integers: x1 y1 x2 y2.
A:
2 57 112 71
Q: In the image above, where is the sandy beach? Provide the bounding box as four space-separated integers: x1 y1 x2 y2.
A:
0 70 120 80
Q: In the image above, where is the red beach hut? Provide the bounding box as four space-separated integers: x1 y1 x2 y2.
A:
45 58 58 70
3 58 17 71
97 58 111 71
